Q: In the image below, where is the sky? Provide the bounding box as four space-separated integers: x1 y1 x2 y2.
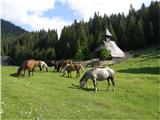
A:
1 0 154 37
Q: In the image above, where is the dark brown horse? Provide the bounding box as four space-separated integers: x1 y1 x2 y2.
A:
17 59 38 77
53 60 62 72
63 63 84 77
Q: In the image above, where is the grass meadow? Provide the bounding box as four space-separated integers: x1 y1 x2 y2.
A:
1 47 160 119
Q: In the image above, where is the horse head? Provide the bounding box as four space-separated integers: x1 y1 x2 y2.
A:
79 72 88 88
79 78 86 88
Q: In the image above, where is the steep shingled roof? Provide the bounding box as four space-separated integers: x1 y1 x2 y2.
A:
95 40 125 58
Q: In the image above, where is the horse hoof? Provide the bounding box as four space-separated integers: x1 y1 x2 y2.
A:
112 88 115 92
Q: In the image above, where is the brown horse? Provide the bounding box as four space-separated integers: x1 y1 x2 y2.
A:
60 60 72 71
63 63 84 77
17 59 37 77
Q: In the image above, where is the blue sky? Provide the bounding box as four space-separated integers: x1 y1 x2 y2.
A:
2 0 153 37
43 1 81 21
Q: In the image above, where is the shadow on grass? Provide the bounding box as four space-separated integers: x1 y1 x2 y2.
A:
69 84 105 92
58 74 70 78
68 84 80 89
10 73 26 78
58 74 79 79
118 67 159 75
9 73 18 77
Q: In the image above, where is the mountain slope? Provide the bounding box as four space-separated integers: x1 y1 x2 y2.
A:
1 19 27 55
1 19 26 36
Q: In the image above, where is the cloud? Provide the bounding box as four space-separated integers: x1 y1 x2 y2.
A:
2 0 151 37
2 0 55 20
66 0 151 21
2 0 71 37
26 15 71 37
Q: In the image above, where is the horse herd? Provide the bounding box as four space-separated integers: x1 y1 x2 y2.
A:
16 59 116 92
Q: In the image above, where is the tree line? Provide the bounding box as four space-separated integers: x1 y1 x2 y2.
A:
2 1 159 65
10 30 58 65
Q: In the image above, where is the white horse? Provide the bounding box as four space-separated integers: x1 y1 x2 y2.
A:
36 60 48 72
79 67 115 92
40 61 48 72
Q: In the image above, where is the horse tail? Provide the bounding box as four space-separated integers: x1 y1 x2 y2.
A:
106 67 115 76
106 67 115 90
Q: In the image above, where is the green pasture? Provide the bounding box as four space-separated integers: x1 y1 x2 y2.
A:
1 47 160 119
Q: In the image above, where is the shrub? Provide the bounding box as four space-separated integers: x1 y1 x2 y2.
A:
100 48 111 60
74 49 85 61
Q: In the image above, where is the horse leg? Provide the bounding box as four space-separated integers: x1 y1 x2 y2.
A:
106 79 110 91
78 70 80 77
28 70 30 77
23 69 25 76
92 78 97 92
110 76 115 92
86 82 88 88
57 66 60 72
32 68 34 76
67 71 69 77
76 70 79 77
46 67 48 72
39 65 42 71
97 82 98 91
60 67 63 72
76 70 77 77
63 70 66 76
42 66 44 72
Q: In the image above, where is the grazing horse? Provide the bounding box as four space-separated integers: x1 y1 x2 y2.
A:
45 60 55 67
45 60 60 71
17 59 37 77
79 67 115 92
36 60 48 72
63 63 84 77
53 61 62 72
60 60 72 71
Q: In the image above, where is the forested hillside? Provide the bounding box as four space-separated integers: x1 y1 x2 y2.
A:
1 1 159 65
1 19 27 56
56 1 159 59
10 30 58 64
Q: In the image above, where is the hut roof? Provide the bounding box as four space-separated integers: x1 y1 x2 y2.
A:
104 28 112 37
94 40 125 58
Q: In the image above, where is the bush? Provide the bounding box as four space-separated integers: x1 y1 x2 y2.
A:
100 48 111 60
74 49 85 61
